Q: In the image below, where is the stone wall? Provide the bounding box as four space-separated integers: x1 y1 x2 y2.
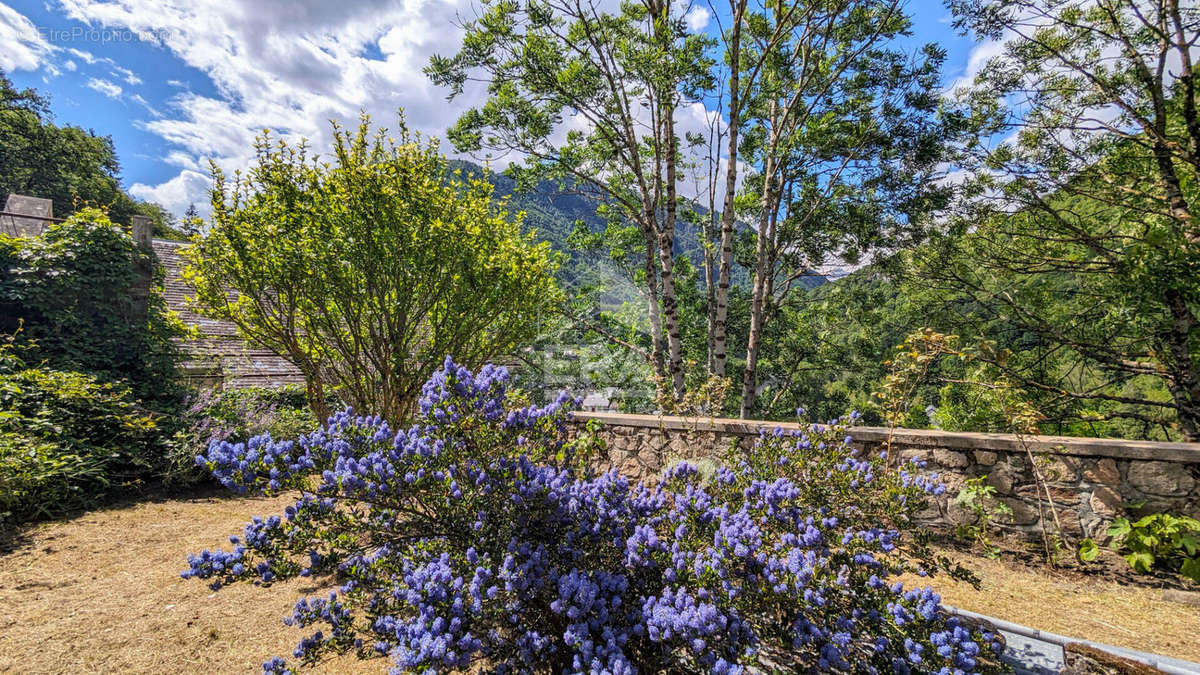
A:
567 412 1200 542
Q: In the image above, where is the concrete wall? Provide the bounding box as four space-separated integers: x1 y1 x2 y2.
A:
566 412 1200 542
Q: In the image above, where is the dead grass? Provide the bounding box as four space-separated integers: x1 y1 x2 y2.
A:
906 550 1200 663
0 493 1196 673
0 492 378 674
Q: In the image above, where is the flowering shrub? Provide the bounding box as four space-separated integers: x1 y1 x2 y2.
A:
163 386 320 485
184 357 1005 673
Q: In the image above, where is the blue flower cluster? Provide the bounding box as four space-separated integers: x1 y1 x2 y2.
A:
183 358 1003 673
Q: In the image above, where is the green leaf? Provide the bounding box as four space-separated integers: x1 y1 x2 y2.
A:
1179 558 1200 584
1123 551 1154 574
1078 538 1099 562
1107 517 1131 540
1178 534 1199 557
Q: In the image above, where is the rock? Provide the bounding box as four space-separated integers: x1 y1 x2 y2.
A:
1062 643 1164 674
932 448 970 468
995 498 1040 526
946 499 976 526
940 472 967 495
1081 515 1107 540
914 502 943 522
1129 500 1180 519
898 447 932 464
974 450 998 466
1084 458 1120 485
1127 461 1195 497
617 456 645 480
985 469 1013 494
1162 589 1200 606
1015 485 1082 506
1053 508 1083 536
1039 456 1081 483
1005 455 1028 471
1088 486 1123 518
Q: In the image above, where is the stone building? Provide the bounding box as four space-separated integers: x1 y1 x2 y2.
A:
3 194 304 390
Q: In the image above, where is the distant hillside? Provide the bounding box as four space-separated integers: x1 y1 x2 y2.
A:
451 160 826 301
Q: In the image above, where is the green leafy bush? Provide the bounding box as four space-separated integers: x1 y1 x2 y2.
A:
164 386 320 485
183 115 560 421
1085 514 1200 583
0 208 183 405
0 340 162 525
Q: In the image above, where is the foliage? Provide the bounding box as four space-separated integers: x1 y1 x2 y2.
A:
0 337 161 525
0 208 184 404
183 358 1004 673
1088 514 1200 583
953 477 1012 559
768 255 1185 440
183 114 560 422
164 386 320 485
431 0 717 399
729 0 954 418
873 329 962 451
0 71 184 236
940 0 1200 440
651 363 732 418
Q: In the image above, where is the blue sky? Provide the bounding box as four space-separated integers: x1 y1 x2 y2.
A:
2 0 985 220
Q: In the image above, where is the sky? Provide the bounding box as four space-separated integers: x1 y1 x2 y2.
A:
2 0 986 221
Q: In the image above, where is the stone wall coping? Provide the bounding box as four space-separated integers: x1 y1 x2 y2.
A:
569 412 1200 463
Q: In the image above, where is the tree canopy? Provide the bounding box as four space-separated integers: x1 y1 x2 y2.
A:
0 71 183 238
183 115 562 421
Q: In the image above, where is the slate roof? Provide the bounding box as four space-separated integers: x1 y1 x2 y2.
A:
152 239 305 389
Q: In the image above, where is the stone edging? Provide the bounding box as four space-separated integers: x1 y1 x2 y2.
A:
569 412 1200 463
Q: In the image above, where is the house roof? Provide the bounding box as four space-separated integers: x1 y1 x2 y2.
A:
152 239 305 388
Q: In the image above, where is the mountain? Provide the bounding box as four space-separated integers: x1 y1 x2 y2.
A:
450 161 827 302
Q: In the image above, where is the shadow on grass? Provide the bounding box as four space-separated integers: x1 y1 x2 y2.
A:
0 479 249 557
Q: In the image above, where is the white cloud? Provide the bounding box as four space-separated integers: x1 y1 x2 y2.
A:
163 150 201 171
67 46 98 63
111 63 141 85
0 3 55 71
946 38 1005 93
129 169 212 218
85 77 122 98
50 0 735 218
683 5 710 31
53 0 484 215
130 93 159 116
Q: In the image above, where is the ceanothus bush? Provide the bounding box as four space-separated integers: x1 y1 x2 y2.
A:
184 357 1005 673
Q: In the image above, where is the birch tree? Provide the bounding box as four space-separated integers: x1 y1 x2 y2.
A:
735 0 951 416
428 0 713 400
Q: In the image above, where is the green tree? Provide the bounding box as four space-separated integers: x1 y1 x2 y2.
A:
940 0 1200 439
183 115 561 422
428 0 714 400
733 0 953 417
0 71 183 236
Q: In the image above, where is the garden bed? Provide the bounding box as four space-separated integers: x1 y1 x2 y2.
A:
1 490 1196 673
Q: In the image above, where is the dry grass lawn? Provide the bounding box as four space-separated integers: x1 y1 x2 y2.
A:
0 491 1197 673
0 491 377 674
907 550 1200 663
